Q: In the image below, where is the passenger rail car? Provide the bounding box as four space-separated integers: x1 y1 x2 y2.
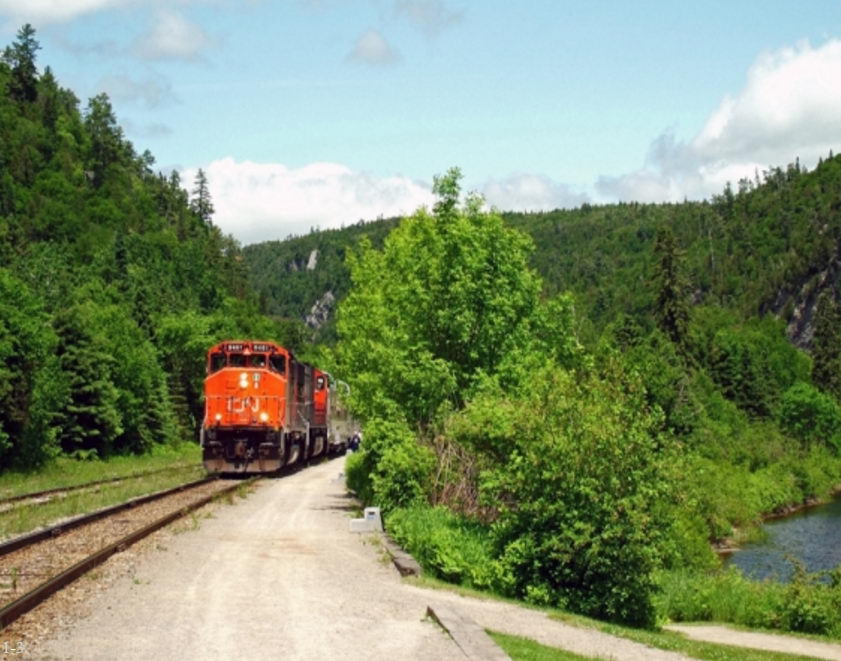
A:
200 340 347 473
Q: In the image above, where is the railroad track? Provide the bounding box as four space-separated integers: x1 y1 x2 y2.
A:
0 463 201 511
0 475 258 629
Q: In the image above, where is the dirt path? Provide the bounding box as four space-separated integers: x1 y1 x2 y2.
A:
36 458 460 661
423 586 692 660
666 624 841 660
28 456 714 660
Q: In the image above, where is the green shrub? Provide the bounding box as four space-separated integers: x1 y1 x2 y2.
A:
656 564 841 636
780 382 841 452
344 417 434 512
386 506 495 588
478 363 672 628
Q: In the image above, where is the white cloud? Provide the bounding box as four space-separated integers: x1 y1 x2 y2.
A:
347 29 401 66
182 158 434 244
0 0 129 24
96 73 177 108
395 0 462 38
598 39 841 203
132 9 213 61
0 0 233 25
482 173 589 212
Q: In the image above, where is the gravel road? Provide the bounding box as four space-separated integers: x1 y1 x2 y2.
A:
27 456 739 661
36 458 462 661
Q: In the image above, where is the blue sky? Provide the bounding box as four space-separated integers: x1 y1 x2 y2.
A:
1 1 840 243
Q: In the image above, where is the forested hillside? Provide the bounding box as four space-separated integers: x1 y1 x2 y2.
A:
244 217 399 344
330 168 841 631
249 156 841 353
0 26 278 470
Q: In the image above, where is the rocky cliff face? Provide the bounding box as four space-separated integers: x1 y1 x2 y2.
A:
763 244 841 349
306 291 335 329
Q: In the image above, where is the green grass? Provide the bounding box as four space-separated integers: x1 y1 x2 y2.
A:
410 576 830 661
0 444 205 540
0 443 201 498
488 631 599 660
577 619 829 661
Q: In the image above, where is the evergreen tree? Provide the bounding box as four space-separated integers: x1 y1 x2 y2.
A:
3 24 40 103
653 226 690 348
190 168 214 225
812 291 841 400
84 93 127 188
53 306 123 458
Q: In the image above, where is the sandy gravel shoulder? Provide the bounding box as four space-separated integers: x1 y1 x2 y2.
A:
666 624 841 661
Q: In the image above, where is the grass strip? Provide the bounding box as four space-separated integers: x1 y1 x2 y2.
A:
488 631 600 660
410 576 829 661
0 444 201 498
0 463 207 540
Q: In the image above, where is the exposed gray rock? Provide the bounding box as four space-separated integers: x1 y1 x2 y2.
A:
307 249 319 271
306 291 335 329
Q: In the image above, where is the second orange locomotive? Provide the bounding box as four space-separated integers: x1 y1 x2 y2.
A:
201 340 341 473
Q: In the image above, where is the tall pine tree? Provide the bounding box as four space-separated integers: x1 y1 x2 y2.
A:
812 290 841 400
653 226 690 348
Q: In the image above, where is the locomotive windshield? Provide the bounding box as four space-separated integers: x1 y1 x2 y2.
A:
208 346 284 374
270 354 286 374
209 352 225 373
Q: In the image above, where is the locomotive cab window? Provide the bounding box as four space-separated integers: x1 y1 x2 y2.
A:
229 353 246 367
316 376 325 390
270 354 286 374
209 352 225 373
249 354 266 368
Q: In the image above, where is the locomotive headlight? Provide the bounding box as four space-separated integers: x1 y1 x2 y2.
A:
215 413 223 421
239 372 249 389
259 412 269 422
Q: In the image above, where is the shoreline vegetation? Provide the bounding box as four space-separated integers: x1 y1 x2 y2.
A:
715 483 841 556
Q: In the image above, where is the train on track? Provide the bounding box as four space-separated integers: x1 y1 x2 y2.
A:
200 340 355 474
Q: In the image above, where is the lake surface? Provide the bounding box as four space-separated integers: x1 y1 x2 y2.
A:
726 494 841 581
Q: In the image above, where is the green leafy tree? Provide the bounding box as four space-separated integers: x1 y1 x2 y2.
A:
471 361 671 627
780 382 841 452
337 168 541 424
0 269 60 468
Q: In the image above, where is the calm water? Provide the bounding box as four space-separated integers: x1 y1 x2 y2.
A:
726 495 841 581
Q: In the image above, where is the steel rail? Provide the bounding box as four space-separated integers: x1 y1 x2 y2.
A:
0 463 201 508
0 476 217 558
0 476 258 630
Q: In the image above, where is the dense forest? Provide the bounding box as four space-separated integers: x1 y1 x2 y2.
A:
0 25 282 470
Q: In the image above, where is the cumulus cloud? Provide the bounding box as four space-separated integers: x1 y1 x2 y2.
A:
395 0 462 38
482 173 589 212
347 29 401 66
0 0 129 24
96 73 177 109
132 9 213 61
598 39 841 203
181 159 434 244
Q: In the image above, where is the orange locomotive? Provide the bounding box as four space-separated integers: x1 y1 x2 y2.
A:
200 340 340 473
